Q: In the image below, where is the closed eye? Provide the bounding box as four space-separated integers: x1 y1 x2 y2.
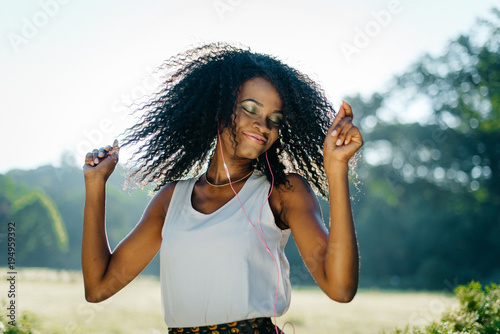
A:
239 101 283 127
269 116 283 126
241 105 258 115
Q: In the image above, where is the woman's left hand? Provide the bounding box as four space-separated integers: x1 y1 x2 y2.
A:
323 101 363 169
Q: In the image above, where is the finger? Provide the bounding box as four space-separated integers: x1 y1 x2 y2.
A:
330 114 352 137
342 100 353 119
330 104 347 132
329 101 354 135
343 126 359 146
111 139 120 157
104 145 112 152
98 147 106 158
85 152 94 166
344 128 353 146
335 121 354 146
92 149 99 164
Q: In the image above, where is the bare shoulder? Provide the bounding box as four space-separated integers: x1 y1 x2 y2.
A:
156 181 178 196
275 173 315 199
270 173 320 228
157 182 178 211
142 181 178 222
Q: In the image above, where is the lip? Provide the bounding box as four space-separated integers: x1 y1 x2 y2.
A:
243 132 267 145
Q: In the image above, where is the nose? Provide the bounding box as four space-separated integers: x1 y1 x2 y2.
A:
253 115 271 134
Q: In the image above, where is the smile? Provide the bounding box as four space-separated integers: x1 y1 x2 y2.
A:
244 132 267 145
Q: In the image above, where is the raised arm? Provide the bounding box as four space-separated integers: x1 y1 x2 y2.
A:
82 140 173 302
277 101 362 302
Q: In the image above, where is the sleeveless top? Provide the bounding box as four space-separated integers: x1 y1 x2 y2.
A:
160 171 291 327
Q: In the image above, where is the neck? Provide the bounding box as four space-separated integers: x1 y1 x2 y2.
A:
206 142 253 185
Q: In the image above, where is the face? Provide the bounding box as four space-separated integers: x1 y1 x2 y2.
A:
220 77 283 160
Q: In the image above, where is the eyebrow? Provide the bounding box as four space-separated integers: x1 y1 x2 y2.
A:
240 98 263 107
239 99 283 114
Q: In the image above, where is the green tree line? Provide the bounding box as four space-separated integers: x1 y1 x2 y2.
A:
1 8 499 290
349 8 500 289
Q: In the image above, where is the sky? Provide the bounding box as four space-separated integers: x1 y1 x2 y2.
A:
0 0 498 173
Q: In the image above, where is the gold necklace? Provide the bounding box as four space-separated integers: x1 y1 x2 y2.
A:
205 170 253 187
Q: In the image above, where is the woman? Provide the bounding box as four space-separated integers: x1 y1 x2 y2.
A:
82 43 363 333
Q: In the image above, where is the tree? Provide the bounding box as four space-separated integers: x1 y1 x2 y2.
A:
0 174 68 268
350 8 500 289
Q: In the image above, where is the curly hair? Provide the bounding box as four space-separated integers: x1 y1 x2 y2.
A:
121 42 336 198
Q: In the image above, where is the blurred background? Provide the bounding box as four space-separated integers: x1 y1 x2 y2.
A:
1 0 499 297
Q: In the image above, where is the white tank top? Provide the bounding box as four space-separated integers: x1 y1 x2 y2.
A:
160 171 291 327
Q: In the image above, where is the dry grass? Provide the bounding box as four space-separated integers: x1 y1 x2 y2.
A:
1 268 457 333
280 288 456 333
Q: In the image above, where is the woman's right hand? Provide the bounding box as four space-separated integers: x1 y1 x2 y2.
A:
82 137 169 302
83 139 120 183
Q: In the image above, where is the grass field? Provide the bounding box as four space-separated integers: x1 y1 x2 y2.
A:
1 268 458 334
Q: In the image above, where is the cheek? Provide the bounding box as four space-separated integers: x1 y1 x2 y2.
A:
234 111 254 128
266 131 280 148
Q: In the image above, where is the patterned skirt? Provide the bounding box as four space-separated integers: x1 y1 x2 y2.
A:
168 317 284 334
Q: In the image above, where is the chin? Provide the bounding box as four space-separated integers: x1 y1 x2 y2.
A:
235 147 266 161
237 152 261 161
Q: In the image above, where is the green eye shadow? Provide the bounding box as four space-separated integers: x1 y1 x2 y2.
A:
240 102 258 114
269 116 283 126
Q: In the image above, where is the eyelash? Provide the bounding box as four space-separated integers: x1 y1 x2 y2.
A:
242 106 257 114
241 106 282 127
